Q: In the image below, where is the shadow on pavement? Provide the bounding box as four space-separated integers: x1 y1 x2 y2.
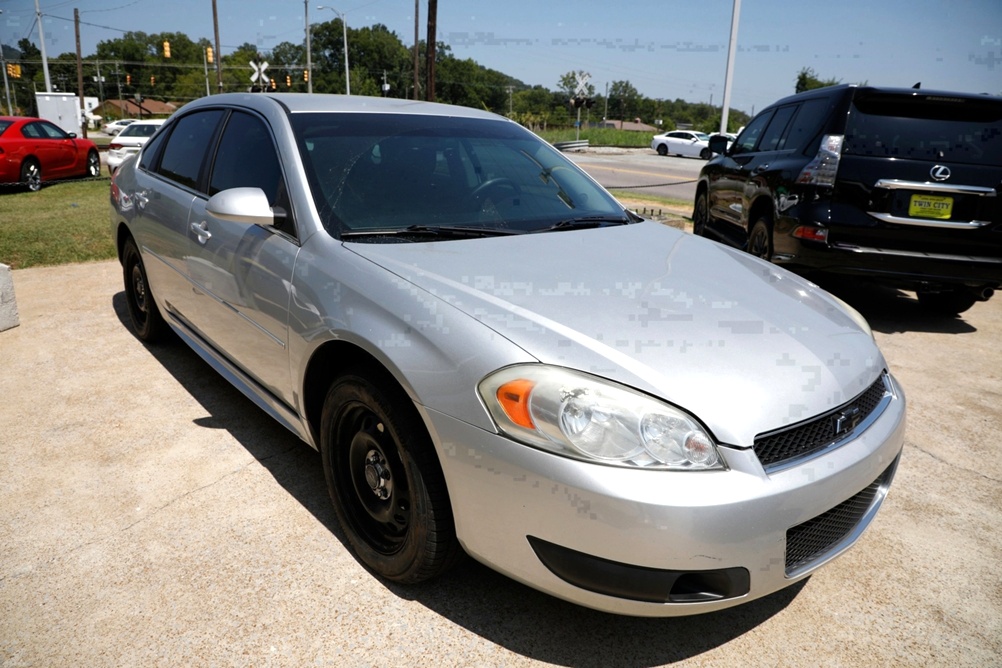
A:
111 291 804 664
812 278 978 335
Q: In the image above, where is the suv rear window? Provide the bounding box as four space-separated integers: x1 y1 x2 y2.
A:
844 92 1002 165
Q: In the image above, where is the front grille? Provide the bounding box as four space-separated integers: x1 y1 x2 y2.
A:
785 461 896 575
754 374 889 470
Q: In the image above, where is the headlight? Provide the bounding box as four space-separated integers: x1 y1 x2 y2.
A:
478 365 724 470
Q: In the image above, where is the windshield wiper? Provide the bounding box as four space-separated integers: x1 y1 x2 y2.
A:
536 216 633 233
341 224 525 240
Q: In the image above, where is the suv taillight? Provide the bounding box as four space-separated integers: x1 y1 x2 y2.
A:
796 135 844 187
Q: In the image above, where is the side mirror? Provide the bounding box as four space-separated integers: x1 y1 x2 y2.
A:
206 187 276 227
708 135 729 155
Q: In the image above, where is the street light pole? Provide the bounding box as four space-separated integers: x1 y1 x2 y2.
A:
0 10 13 114
317 6 349 95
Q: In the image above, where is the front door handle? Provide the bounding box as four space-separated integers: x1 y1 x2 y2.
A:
190 220 212 244
753 163 770 174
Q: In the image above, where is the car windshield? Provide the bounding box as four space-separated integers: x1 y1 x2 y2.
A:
290 112 629 240
844 93 1002 166
694 132 710 141
120 124 160 138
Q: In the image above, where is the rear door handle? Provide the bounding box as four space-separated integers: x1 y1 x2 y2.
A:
753 163 770 174
190 220 212 244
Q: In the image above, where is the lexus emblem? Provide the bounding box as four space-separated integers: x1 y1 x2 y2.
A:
930 165 951 182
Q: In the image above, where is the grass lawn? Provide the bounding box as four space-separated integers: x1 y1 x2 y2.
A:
0 178 115 270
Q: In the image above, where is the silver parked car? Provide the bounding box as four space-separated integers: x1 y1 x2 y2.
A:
110 93 905 617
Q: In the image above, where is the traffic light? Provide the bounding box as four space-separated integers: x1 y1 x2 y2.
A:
270 77 276 90
150 76 155 86
286 74 291 88
303 70 309 82
163 41 171 58
126 74 131 85
206 47 213 64
5 63 19 78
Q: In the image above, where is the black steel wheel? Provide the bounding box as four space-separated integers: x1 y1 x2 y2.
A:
122 237 168 342
656 143 668 156
320 373 460 583
699 147 711 160
747 216 773 261
20 159 41 192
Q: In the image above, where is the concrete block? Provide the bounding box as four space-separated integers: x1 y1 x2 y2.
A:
0 264 20 332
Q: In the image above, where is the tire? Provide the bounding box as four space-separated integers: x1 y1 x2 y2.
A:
320 372 460 583
917 289 978 316
656 143 668 156
85 150 101 178
122 237 169 342
20 159 41 192
699 148 711 160
692 191 710 237
747 216 773 261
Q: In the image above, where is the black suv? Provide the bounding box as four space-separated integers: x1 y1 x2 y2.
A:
693 84 1002 314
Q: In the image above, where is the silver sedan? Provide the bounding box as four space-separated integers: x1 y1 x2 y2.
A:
109 93 905 616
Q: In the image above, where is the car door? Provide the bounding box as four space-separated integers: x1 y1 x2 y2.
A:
25 121 78 178
705 110 775 235
183 109 299 404
130 109 226 325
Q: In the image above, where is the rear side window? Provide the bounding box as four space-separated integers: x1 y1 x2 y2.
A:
139 126 169 171
157 110 225 189
758 105 797 152
782 98 830 152
844 93 1002 165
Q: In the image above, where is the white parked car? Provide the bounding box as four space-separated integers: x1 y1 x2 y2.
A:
101 119 138 135
651 130 712 159
106 120 165 174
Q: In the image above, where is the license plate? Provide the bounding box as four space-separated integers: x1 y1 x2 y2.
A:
909 194 953 220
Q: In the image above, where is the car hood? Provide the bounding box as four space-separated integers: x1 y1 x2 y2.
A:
346 222 885 445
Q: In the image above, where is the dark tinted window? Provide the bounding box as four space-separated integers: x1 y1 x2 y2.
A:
21 123 43 139
208 111 283 207
139 125 169 171
731 110 774 155
782 98 830 152
290 113 625 237
38 121 69 139
0 120 12 135
758 105 797 152
844 93 1002 165
158 110 224 189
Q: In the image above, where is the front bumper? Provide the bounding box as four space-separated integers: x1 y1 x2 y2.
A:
427 374 906 616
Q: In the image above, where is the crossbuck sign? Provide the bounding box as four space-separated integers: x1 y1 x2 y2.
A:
250 60 270 84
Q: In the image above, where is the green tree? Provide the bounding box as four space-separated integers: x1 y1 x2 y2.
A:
795 67 840 93
608 80 640 121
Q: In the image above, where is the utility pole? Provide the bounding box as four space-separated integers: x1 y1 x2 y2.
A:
0 10 13 114
412 0 419 100
35 0 52 92
305 0 312 94
212 0 223 93
425 0 437 101
74 8 86 137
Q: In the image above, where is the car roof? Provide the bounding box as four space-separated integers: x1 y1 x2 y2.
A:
764 83 1001 111
178 92 510 123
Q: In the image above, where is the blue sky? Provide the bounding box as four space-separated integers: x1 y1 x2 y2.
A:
1 0 999 113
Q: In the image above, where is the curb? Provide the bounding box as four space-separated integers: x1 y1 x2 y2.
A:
0 263 20 331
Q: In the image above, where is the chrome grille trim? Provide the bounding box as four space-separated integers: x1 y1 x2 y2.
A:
873 179 997 196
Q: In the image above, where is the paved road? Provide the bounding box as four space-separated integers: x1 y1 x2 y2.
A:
1 260 1000 666
567 147 704 203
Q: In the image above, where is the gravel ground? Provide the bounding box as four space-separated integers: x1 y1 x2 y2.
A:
1 260 999 667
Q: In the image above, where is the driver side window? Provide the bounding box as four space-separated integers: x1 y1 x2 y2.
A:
731 111 774 155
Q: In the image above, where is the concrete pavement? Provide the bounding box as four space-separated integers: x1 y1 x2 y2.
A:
1 261 1000 666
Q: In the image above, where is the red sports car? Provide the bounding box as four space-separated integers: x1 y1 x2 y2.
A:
0 116 101 191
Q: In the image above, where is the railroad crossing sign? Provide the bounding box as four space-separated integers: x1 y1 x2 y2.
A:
574 71 591 97
250 60 270 84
